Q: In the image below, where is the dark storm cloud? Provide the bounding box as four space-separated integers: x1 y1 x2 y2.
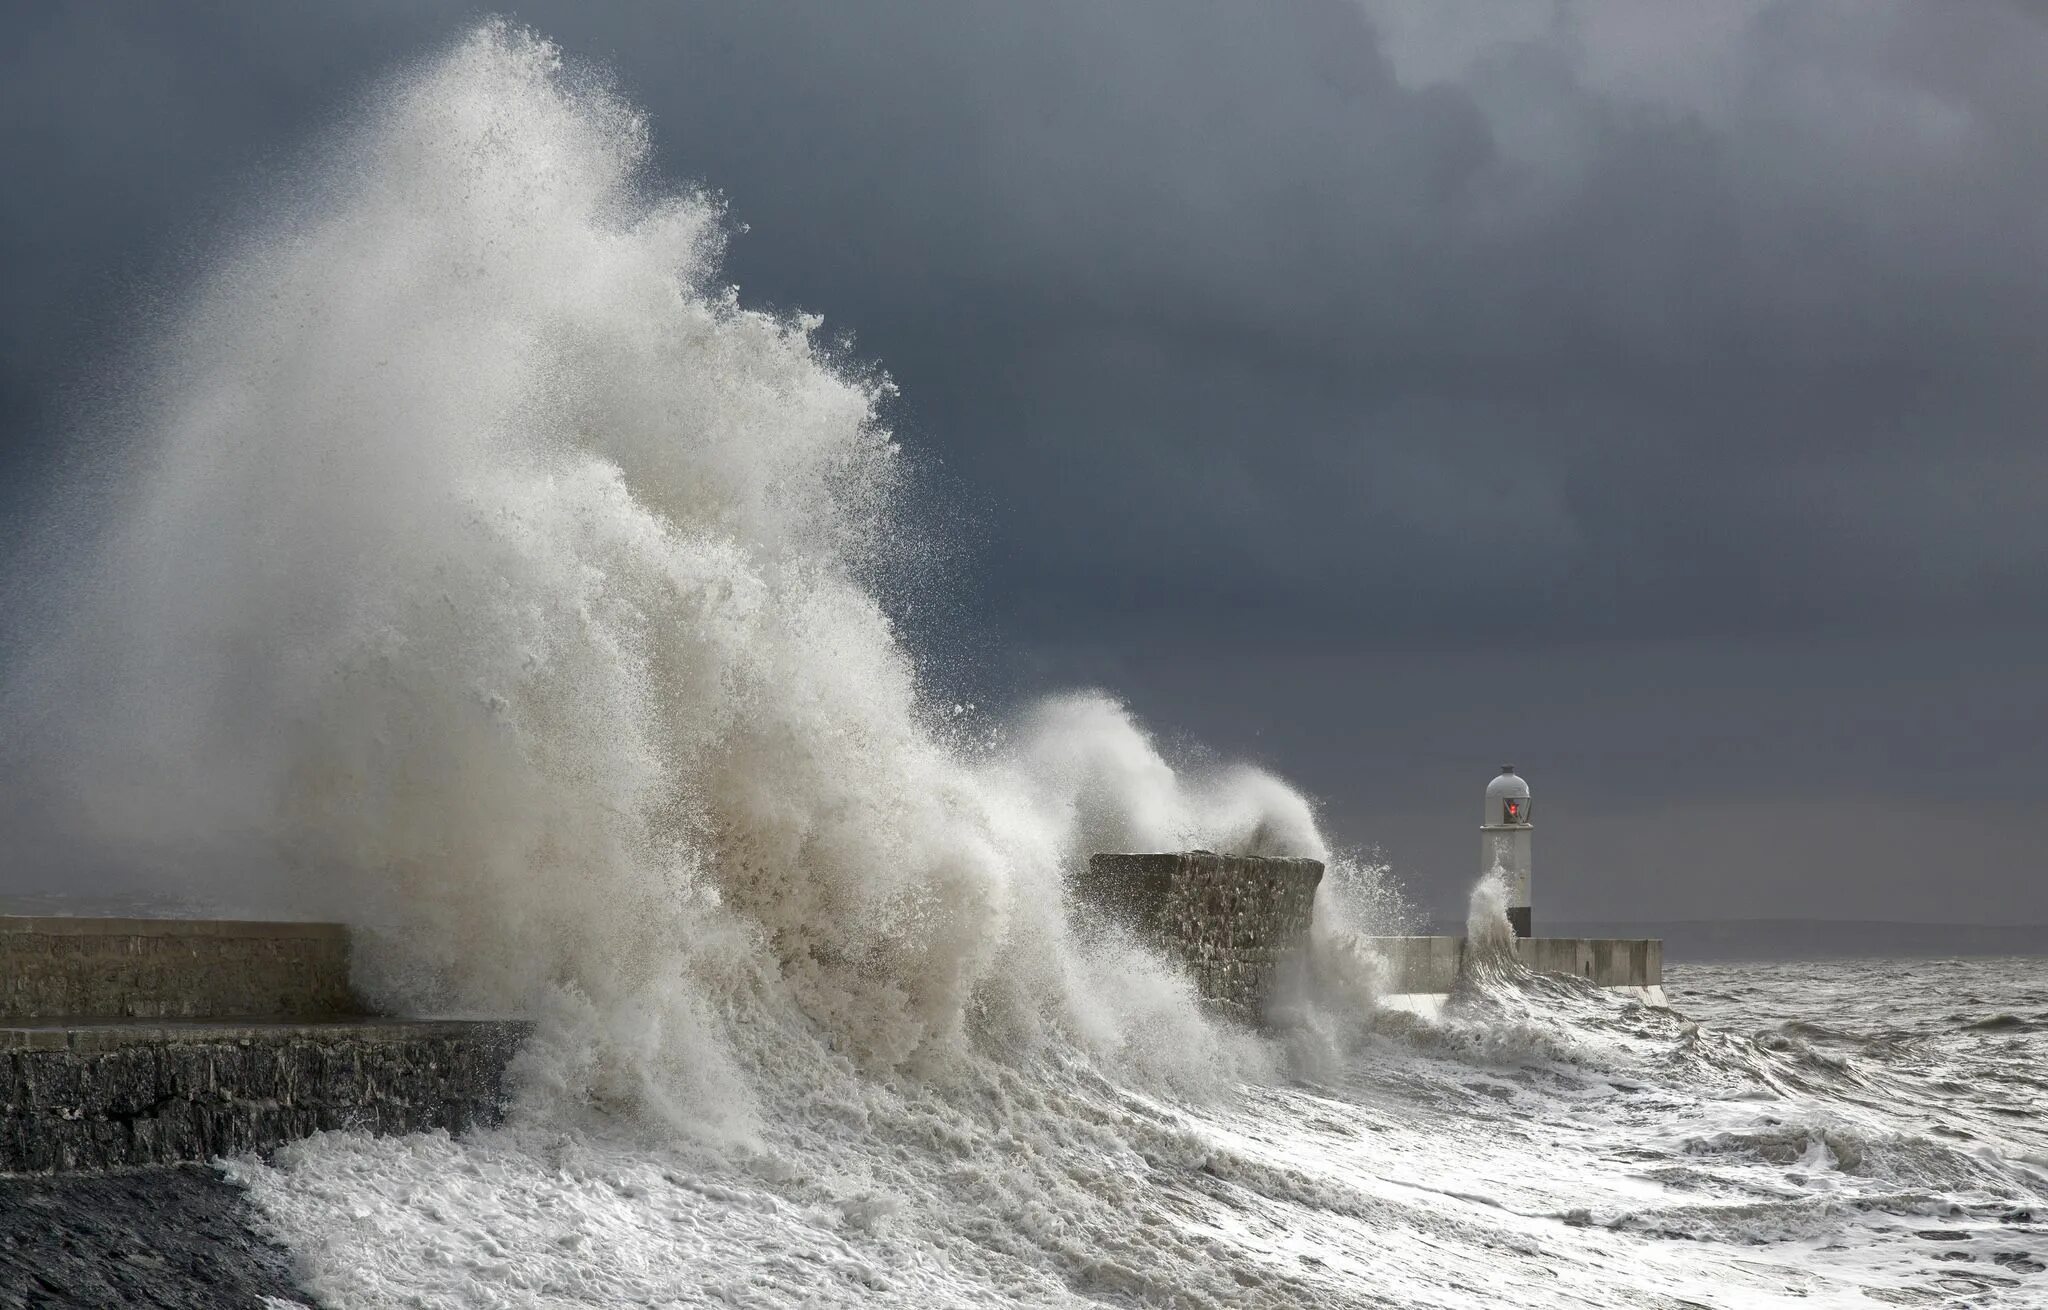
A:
557 0 2048 652
3 2 2044 918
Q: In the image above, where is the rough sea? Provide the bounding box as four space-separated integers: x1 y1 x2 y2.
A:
206 955 2046 1309
3 21 2040 1310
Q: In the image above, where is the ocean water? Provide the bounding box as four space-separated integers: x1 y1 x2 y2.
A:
5 21 2042 1309
217 954 2048 1309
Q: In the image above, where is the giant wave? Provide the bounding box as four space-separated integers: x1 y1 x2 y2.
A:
5 24 2043 1308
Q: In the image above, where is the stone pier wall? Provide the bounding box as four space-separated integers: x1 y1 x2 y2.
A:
1084 852 1323 1017
1370 935 1662 994
1 917 357 1022
0 914 525 1175
0 1021 525 1174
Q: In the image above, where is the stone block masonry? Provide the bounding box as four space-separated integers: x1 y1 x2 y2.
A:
1 917 358 1021
0 914 526 1174
1084 852 1323 1018
1 1020 526 1173
1519 936 1661 988
1370 935 1662 996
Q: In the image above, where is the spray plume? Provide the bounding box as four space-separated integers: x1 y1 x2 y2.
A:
0 24 1408 1130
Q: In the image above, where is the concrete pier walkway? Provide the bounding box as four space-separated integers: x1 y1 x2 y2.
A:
0 916 523 1173
1368 934 1665 1011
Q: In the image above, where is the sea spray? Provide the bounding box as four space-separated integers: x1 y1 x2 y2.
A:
0 23 1477 1307
0 21 1405 1137
9 29 2040 1306
1465 866 1517 962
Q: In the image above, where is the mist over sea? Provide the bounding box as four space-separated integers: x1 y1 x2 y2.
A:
2 23 2043 1309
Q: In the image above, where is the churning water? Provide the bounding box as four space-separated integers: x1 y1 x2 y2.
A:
219 954 2048 1309
6 23 2044 1308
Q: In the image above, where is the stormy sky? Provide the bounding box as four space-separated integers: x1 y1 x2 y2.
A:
4 2 2044 923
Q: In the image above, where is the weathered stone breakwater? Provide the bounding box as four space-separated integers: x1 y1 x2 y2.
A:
1073 854 1666 1018
0 915 524 1179
1 917 357 1023
1 1020 527 1174
1370 934 1663 997
1084 851 1324 1017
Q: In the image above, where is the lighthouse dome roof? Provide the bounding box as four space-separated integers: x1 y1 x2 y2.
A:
1485 766 1531 801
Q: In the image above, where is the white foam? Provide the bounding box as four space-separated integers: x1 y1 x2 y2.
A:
6 17 1377 1133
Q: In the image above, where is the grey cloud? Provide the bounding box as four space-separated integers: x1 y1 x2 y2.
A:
544 0 2047 648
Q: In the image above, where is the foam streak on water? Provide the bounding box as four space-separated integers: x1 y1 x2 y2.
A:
9 22 2046 1309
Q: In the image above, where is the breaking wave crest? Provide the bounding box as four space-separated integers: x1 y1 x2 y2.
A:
2 23 1378 1134
10 23 2047 1308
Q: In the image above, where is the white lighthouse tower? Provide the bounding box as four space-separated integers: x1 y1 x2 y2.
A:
1482 765 1533 937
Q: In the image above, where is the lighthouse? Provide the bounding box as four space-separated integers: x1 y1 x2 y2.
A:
1482 765 1533 937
